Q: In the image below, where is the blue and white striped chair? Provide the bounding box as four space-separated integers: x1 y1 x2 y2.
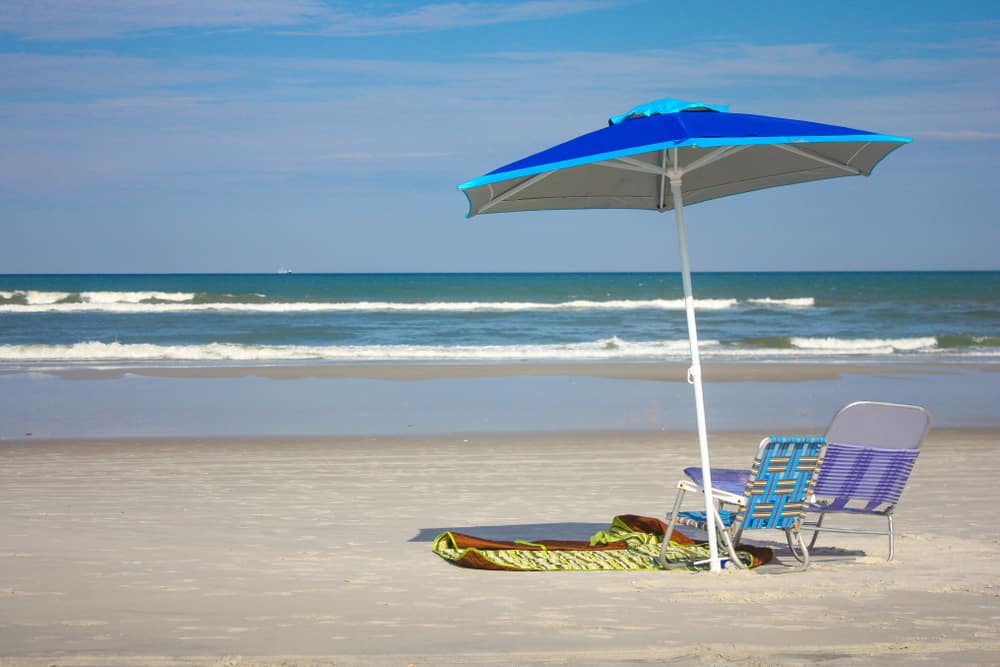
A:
659 436 825 571
803 401 929 560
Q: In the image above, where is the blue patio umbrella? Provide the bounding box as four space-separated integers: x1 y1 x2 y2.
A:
458 98 909 571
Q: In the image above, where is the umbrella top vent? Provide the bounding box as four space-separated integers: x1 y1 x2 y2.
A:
609 98 728 126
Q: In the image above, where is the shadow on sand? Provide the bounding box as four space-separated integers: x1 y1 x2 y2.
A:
411 522 609 543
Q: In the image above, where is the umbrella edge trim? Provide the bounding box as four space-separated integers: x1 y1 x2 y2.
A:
457 134 911 191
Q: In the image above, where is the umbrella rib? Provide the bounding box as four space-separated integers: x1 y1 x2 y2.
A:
479 170 555 213
608 145 748 180
678 145 748 176
774 144 863 175
658 150 668 210
846 142 871 167
604 157 668 176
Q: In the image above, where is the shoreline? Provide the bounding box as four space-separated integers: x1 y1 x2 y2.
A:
3 424 998 447
2 360 998 439
9 359 999 382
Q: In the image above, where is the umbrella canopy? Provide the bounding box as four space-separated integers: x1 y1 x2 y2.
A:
460 99 908 216
457 98 909 571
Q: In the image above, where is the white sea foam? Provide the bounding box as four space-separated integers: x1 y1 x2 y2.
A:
789 337 939 354
0 339 702 363
747 297 815 308
0 335 982 364
0 290 73 304
0 296 753 314
0 290 195 306
79 291 195 303
0 288 817 314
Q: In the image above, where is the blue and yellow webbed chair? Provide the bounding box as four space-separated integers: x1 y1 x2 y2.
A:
660 435 825 571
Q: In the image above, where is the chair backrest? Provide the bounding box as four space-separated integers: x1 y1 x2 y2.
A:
817 402 930 512
812 443 919 511
825 401 930 450
739 436 825 530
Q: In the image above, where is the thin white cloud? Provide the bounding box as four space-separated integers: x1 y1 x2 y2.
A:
0 0 619 40
913 130 1000 141
0 0 327 40
2 34 997 196
322 151 453 161
322 152 376 161
0 53 226 92
308 1 620 36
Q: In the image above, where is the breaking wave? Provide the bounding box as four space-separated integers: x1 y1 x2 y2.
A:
0 338 698 362
788 336 938 354
747 297 815 308
0 290 813 314
1 335 995 364
738 336 997 355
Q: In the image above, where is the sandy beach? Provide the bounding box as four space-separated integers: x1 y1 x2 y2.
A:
3 0 998 660
2 413 999 665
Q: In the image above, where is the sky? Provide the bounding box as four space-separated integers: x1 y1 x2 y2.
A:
1 0 998 273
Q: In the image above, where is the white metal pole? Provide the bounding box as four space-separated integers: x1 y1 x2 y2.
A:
670 174 722 572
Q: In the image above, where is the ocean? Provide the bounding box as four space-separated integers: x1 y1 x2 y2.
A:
2 271 997 438
1 271 998 366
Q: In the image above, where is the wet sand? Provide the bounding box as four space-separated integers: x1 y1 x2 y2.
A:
27 359 996 382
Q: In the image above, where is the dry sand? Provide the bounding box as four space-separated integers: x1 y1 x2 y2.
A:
2 427 999 665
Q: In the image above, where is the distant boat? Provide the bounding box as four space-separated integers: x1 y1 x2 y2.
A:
276 268 293 274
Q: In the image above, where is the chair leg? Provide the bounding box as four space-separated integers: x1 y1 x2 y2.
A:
731 522 745 548
807 513 825 550
886 514 895 561
786 528 811 571
714 509 743 569
786 529 805 563
659 487 686 568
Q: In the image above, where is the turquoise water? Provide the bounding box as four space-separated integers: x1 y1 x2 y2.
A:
0 272 997 365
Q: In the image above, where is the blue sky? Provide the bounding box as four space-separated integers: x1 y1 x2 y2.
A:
1 1 998 273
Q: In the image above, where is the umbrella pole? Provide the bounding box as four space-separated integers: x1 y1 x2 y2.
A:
670 176 722 572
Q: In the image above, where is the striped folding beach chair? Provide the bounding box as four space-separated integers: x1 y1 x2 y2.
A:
660 436 825 571
803 401 930 560
683 401 931 561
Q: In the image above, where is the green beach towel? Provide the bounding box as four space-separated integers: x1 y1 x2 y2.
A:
432 514 772 571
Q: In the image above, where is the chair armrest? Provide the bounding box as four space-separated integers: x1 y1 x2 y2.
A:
709 488 746 506
677 479 701 492
677 480 745 507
